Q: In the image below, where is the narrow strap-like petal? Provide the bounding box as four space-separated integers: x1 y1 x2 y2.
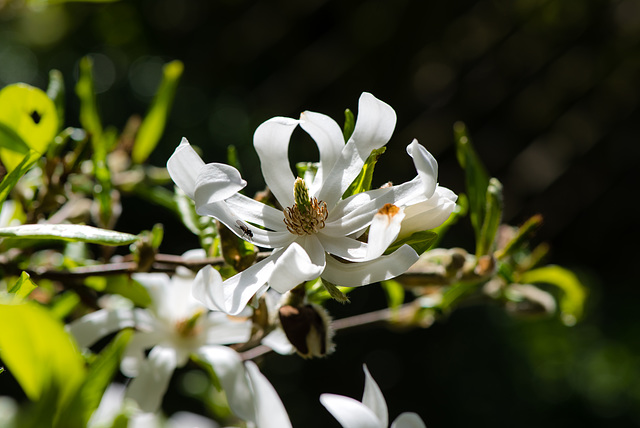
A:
245 361 293 428
67 308 135 348
317 234 368 261
124 345 178 413
399 186 457 239
120 331 163 377
194 346 256 422
253 116 299 208
406 140 438 199
350 92 397 159
299 110 345 196
166 138 205 199
193 255 278 316
365 205 405 260
226 193 288 232
321 245 419 287
268 237 326 293
319 394 382 428
362 365 388 427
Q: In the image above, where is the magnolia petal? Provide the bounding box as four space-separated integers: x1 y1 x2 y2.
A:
192 163 247 208
399 186 457 239
299 110 344 195
319 394 382 428
193 256 278 316
194 346 256 422
317 140 368 209
317 234 368 261
132 272 202 322
253 116 299 208
366 205 405 260
269 238 326 293
226 193 288 232
245 361 293 428
391 413 427 428
322 245 419 287
406 140 438 199
350 92 397 159
166 138 205 199
120 331 164 377
67 308 135 348
124 345 178 413
197 200 293 249
261 328 295 355
362 365 388 427
202 312 252 345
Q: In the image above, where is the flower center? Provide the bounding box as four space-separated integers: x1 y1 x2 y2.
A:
283 178 328 235
175 309 204 338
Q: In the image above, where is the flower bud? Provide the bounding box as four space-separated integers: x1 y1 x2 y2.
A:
278 302 335 359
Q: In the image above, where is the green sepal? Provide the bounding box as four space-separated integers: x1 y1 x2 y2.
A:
0 224 139 245
343 108 355 142
385 230 438 256
132 60 183 164
321 279 350 304
342 146 386 199
519 265 587 326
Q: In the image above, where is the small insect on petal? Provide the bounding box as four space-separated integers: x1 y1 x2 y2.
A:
235 220 254 240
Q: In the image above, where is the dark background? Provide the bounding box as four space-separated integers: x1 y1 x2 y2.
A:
1 0 639 426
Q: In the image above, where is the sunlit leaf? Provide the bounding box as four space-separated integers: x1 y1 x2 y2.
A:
520 265 587 326
0 224 139 245
0 149 41 207
342 147 386 199
385 230 438 255
7 271 37 299
0 83 58 171
381 279 404 309
343 108 355 141
132 60 183 163
60 330 133 428
0 301 86 409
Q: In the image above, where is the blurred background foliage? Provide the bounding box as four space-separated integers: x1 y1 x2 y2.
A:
0 0 639 426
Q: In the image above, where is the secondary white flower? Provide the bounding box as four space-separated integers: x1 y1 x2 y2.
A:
68 266 252 413
320 365 427 428
168 92 456 315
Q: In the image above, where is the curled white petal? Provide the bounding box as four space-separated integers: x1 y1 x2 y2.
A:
124 346 178 413
399 186 457 239
320 393 382 428
366 205 405 260
193 163 247 207
322 245 419 287
253 117 299 208
350 92 397 158
269 238 326 293
166 138 205 199
406 140 438 199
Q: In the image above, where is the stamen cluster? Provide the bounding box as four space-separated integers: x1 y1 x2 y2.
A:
283 197 328 235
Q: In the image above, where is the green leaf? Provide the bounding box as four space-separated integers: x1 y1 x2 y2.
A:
453 122 490 247
476 177 503 257
75 57 103 145
0 83 58 171
519 265 587 326
0 224 139 245
0 149 41 207
342 146 386 199
60 329 133 428
132 60 183 164
385 230 438 255
381 279 404 309
7 271 37 299
343 108 355 142
0 301 86 409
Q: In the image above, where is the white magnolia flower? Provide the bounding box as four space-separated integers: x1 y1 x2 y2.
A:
68 267 252 413
320 365 427 428
167 92 456 315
